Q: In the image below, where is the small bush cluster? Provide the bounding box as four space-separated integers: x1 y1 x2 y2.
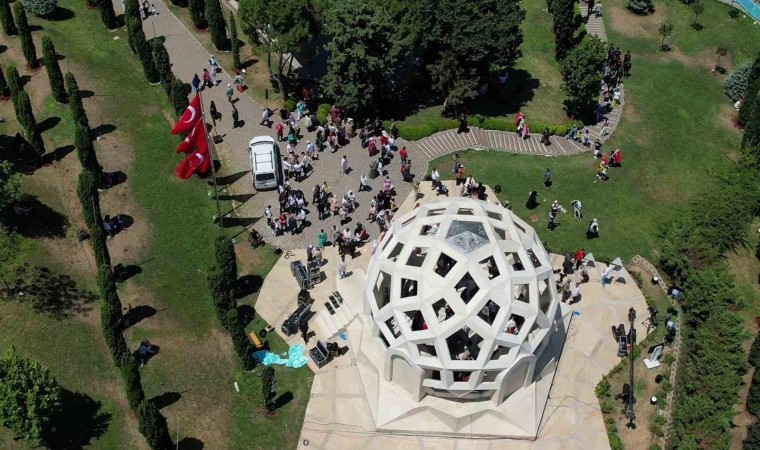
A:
207 237 256 370
725 61 752 102
20 0 57 17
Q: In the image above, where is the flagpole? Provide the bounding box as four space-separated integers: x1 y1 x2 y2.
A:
196 89 224 231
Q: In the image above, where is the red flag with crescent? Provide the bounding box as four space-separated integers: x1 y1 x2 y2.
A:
175 131 210 179
171 94 201 135
176 119 204 154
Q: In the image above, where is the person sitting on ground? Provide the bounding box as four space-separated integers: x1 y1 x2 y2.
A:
137 340 157 366
248 229 264 248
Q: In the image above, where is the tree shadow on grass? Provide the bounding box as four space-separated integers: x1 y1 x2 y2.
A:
41 144 75 165
237 275 264 299
51 7 76 21
274 391 293 410
39 116 61 133
468 69 539 117
0 44 6 55
12 265 99 320
124 304 156 327
150 391 183 409
91 123 117 138
178 437 205 450
44 389 111 449
1 195 68 238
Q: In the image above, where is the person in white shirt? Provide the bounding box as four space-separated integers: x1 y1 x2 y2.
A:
305 141 315 157
264 205 273 227
431 169 440 182
602 265 612 287
359 174 369 192
571 199 582 220
571 283 581 303
347 190 356 210
340 155 348 175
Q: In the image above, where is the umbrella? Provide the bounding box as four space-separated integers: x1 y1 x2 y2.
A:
611 257 623 269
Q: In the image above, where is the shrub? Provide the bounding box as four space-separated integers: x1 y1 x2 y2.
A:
600 398 614 414
745 419 760 450
743 90 760 149
14 3 38 69
205 0 226 50
75 122 100 173
729 8 741 18
628 0 654 15
751 334 760 368
749 370 760 417
97 0 117 30
100 294 127 363
208 266 234 328
20 0 56 17
137 400 174 450
316 103 330 124
596 377 611 398
284 98 298 115
151 40 173 94
189 0 206 29
134 27 159 83
739 56 760 126
42 37 67 103
0 0 17 36
725 61 752 102
125 16 140 55
261 366 275 411
229 10 240 68
170 76 189 117
227 308 256 370
0 66 8 98
120 354 145 410
607 430 623 450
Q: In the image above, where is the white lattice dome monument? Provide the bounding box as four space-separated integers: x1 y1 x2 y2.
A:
365 197 561 405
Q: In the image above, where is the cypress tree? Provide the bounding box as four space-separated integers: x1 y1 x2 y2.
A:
0 65 9 98
229 10 240 69
137 400 174 450
151 40 173 94
189 0 206 30
739 56 760 126
262 366 276 411
77 169 104 231
205 0 226 50
124 0 139 21
75 122 100 173
41 37 68 104
6 64 20 103
0 0 17 36
14 3 38 69
65 72 89 128
15 90 44 156
126 16 140 55
120 354 145 410
135 28 160 83
215 236 238 294
551 0 576 61
170 76 188 117
99 0 118 30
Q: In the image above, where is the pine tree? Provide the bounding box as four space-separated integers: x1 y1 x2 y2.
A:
6 64 20 103
0 0 17 36
205 0 227 50
229 10 240 69
151 40 172 94
170 76 188 117
551 0 576 61
14 3 38 69
65 72 89 128
0 65 9 98
189 0 206 29
15 91 45 157
119 354 145 411
739 56 760 126
98 0 118 30
41 37 67 103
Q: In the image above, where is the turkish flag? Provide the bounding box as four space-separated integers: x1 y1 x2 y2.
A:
175 131 211 179
176 119 204 154
171 95 201 135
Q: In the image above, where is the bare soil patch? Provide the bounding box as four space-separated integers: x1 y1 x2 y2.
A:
608 2 668 38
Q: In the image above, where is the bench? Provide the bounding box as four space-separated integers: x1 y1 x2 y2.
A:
249 332 264 350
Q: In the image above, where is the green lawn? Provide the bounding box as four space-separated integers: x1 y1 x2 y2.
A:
0 0 309 447
430 0 760 263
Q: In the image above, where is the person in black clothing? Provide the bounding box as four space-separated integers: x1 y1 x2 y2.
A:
526 190 539 209
457 115 469 134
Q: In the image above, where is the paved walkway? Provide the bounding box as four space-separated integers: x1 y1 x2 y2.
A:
147 0 624 249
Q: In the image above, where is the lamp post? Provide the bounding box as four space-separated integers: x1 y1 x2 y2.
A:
626 307 637 428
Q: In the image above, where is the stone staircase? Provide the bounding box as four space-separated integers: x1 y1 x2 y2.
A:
580 1 608 41
310 291 356 341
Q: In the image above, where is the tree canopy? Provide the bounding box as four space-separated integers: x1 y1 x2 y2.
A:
0 347 62 441
560 36 606 117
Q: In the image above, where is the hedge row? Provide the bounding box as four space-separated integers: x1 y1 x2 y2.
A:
207 237 256 370
392 115 581 142
68 70 173 449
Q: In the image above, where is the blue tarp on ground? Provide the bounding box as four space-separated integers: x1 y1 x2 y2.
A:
259 344 309 368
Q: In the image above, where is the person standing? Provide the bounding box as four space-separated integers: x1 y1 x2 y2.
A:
571 199 583 219
261 108 272 127
338 255 347 279
359 173 368 192
192 74 201 93
587 218 599 239
208 55 218 73
399 146 408 163
570 283 581 304
340 155 348 175
543 168 552 187
602 265 612 287
225 83 234 103
288 214 298 235
574 248 585 270
264 205 273 227
231 105 239 129
209 100 218 127
547 210 557 231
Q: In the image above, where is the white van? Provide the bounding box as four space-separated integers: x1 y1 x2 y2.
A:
248 136 282 190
